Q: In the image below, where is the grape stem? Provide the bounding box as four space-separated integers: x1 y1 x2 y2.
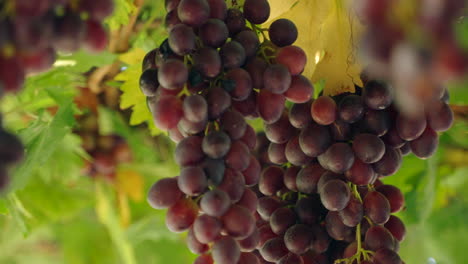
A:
334 184 374 264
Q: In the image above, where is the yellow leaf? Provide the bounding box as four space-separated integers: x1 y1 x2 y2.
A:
268 0 363 95
115 168 144 202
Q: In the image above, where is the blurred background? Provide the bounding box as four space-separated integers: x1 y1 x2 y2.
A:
0 1 467 264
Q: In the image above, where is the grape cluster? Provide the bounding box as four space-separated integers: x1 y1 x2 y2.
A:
253 78 452 263
0 0 113 93
145 0 454 263
74 87 133 180
354 0 467 114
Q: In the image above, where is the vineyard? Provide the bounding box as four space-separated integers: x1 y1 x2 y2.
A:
0 0 467 264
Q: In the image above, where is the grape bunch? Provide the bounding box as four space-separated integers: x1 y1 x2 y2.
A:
144 0 455 263
353 0 467 114
0 0 113 93
74 87 133 180
252 77 452 263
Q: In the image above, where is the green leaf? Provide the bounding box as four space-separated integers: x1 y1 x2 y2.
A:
10 102 76 191
105 0 136 30
0 199 8 215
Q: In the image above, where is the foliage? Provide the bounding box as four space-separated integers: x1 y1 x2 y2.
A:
268 0 363 95
0 1 466 264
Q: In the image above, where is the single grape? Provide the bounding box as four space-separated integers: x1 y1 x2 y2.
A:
299 123 332 157
345 158 376 185
311 96 338 125
276 46 307 75
372 148 402 176
259 166 284 196
318 143 355 174
384 215 406 242
396 112 427 141
147 177 183 209
376 185 405 213
296 163 326 194
268 19 298 47
139 69 159 96
225 8 246 36
177 0 210 27
268 143 287 165
260 237 289 262
222 205 256 239
166 198 198 232
212 236 241 264
338 95 365 123
365 225 397 252
234 30 260 58
236 187 258 213
225 68 253 101
207 0 227 19
220 41 246 69
427 100 454 132
363 191 391 225
289 101 313 129
207 86 232 119
218 168 246 202
363 80 393 110
265 112 295 144
225 141 251 171
158 59 188 89
174 135 204 166
284 75 313 103
284 224 314 255
257 90 285 124
183 94 208 123
352 133 386 163
263 64 292 94
317 171 345 192
409 126 439 159
243 0 271 24
200 189 231 217
193 47 222 78
361 109 391 136
194 214 222 243
319 179 351 211
202 158 226 185
150 95 184 130
286 135 313 166
338 197 363 227
178 166 208 196
199 19 229 48
168 24 196 55
270 207 297 235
